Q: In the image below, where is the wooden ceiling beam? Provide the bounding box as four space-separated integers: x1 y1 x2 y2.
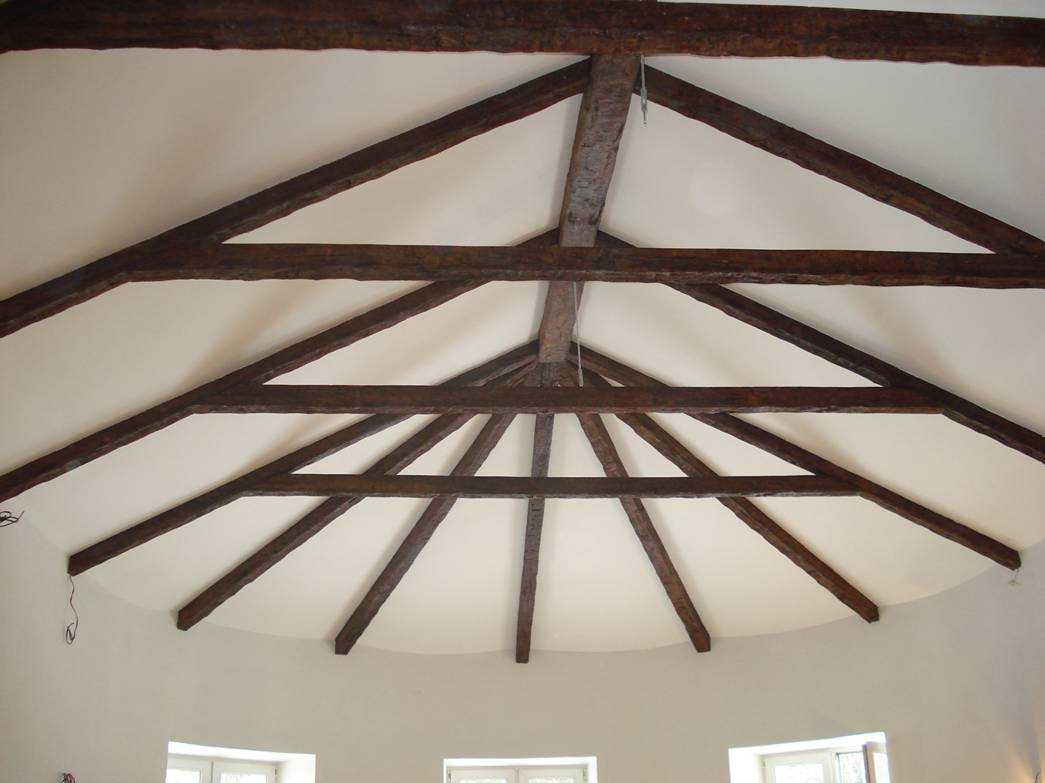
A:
251 474 853 499
639 67 1045 255
0 62 588 337
576 345 1021 569
334 412 518 655
0 280 479 504
3 2 1043 66
134 244 1045 287
593 386 880 623
671 282 1045 463
67 343 537 577
205 385 941 415
175 362 535 630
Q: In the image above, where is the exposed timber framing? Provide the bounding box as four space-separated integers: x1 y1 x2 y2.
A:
579 372 878 622
250 474 853 499
175 361 536 630
204 385 941 415
564 372 712 652
130 244 1045 288
68 343 537 577
0 62 588 338
576 345 1022 569
3 2 1043 67
334 412 518 655
639 67 1045 256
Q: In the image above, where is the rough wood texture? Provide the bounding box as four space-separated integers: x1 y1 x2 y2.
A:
671 282 1045 464
640 68 1045 255
576 345 1021 569
515 362 559 664
539 54 638 362
334 412 518 655
597 389 880 622
0 62 588 337
67 343 537 577
3 1 1043 66
136 244 1045 287
570 395 712 652
175 361 535 630
0 280 478 504
206 385 941 415
250 474 854 499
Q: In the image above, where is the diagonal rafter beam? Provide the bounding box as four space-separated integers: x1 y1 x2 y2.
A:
334 411 518 655
1 229 559 505
204 385 941 415
580 371 878 622
515 364 558 664
3 2 1043 67
0 61 589 337
67 342 537 577
566 377 711 652
576 344 1021 569
175 361 535 631
131 244 1045 288
639 67 1045 256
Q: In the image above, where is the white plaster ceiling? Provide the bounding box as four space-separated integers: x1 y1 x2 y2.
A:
2 0 1043 654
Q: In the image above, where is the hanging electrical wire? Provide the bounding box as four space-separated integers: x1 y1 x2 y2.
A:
571 281 584 386
639 55 649 126
0 510 24 528
65 575 79 645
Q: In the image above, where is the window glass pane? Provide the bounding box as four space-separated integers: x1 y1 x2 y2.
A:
166 771 202 783
219 774 267 783
455 779 510 783
837 751 867 783
771 763 827 783
529 779 578 783
872 753 891 783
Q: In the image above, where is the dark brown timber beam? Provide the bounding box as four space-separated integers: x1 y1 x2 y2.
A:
576 345 1021 569
0 61 588 337
567 373 711 651
135 244 1045 288
584 377 879 623
252 475 853 499
0 281 478 504
175 362 535 630
67 343 537 577
3 2 1043 66
539 54 638 362
671 283 1045 463
334 413 517 655
205 385 941 415
640 68 1045 255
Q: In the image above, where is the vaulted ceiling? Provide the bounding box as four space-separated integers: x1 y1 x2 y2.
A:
1 0 1043 656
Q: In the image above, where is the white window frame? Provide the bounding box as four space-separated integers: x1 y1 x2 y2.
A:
762 743 889 783
211 759 277 783
445 758 594 783
167 756 213 783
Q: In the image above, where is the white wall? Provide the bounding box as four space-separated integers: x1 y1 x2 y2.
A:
1 519 1041 783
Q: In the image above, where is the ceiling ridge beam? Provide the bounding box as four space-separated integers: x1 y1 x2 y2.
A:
0 61 589 337
130 244 1045 287
174 361 535 630
637 66 1045 256
203 385 942 415
581 372 879 623
334 411 519 655
67 343 537 577
562 369 711 652
575 344 1021 569
249 474 855 499
3 2 1044 67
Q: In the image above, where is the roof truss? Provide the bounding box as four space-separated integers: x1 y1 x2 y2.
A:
2 8 1042 657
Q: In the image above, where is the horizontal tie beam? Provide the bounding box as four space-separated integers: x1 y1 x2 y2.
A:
132 245 1045 288
203 385 941 415
248 475 855 499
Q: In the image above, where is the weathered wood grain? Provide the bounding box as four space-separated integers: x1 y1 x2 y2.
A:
576 344 1022 569
67 342 537 577
0 62 588 337
205 385 941 415
3 2 1043 66
135 244 1045 287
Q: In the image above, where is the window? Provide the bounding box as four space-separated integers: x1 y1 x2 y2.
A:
166 742 315 783
762 743 890 783
165 757 275 783
445 757 595 783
